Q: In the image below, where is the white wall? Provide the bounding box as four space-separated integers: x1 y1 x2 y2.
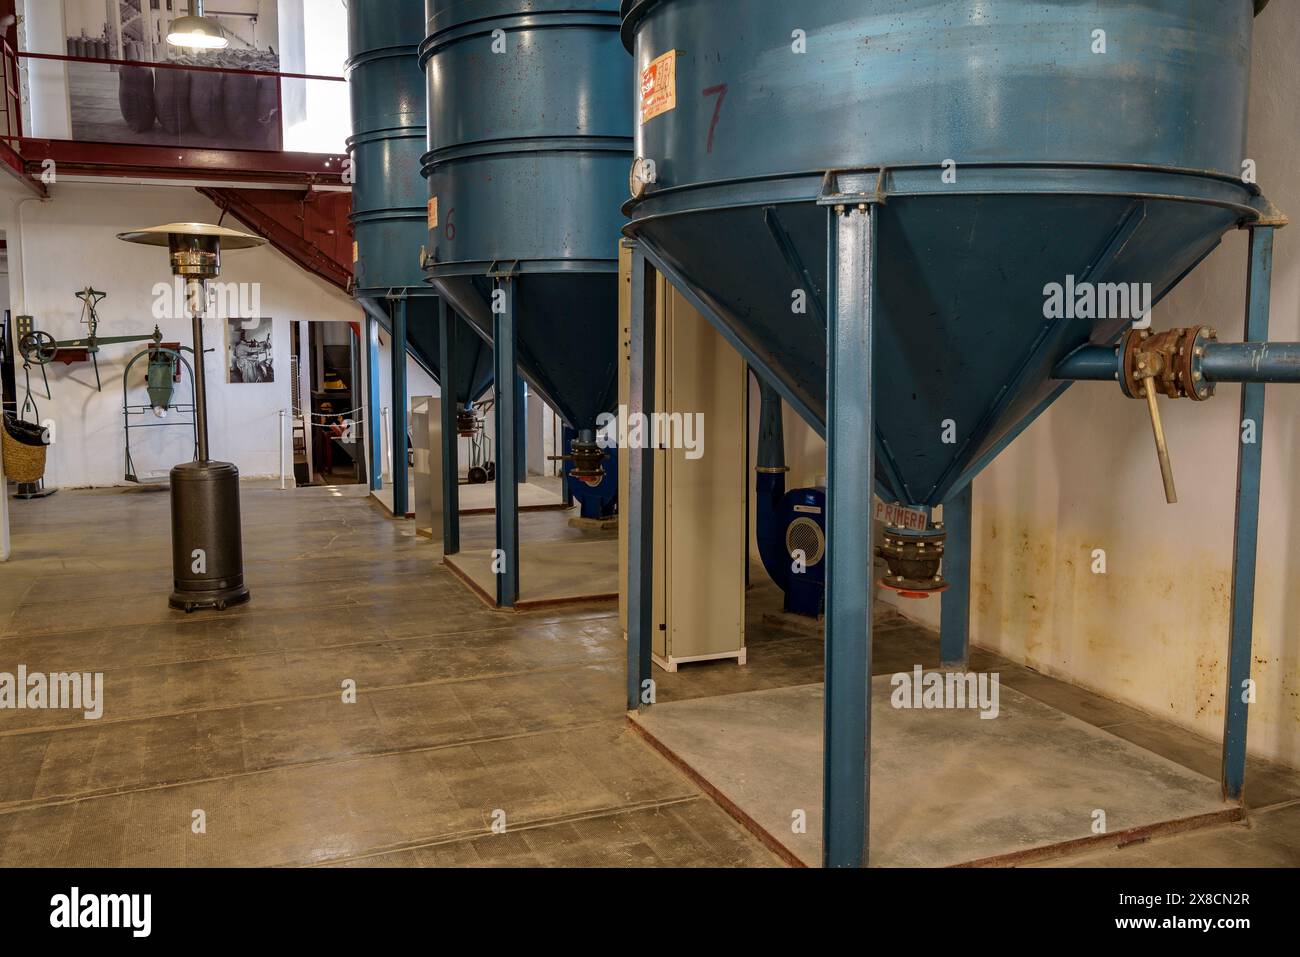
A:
279 0 348 153
1 181 360 488
21 0 72 139
959 12 1300 770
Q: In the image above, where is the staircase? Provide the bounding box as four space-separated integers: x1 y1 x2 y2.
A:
196 186 463 389
197 186 354 293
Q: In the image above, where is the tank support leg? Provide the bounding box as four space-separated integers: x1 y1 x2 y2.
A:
516 376 529 485
561 425 575 507
366 316 383 492
438 300 461 556
493 279 521 608
940 480 973 668
1222 225 1274 801
390 296 410 518
627 245 657 711
823 204 876 869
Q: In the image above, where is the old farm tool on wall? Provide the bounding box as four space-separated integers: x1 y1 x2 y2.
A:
15 288 169 396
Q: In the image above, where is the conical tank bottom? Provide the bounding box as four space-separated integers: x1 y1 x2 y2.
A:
430 272 619 432
360 295 494 406
632 190 1240 506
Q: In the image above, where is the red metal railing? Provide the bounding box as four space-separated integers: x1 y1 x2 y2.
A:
18 49 346 84
0 40 351 193
2 45 347 155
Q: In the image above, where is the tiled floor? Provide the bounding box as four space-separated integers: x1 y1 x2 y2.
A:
0 483 777 867
1 482 1295 867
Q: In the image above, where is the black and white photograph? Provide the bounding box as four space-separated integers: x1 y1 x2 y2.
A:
61 0 283 150
227 317 273 383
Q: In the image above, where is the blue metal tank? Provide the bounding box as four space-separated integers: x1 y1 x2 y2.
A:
621 0 1275 509
619 0 1282 868
419 0 631 438
347 0 493 410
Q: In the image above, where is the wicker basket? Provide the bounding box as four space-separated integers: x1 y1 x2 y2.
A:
2 421 47 484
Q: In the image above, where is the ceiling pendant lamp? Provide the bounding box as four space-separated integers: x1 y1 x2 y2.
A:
167 0 229 50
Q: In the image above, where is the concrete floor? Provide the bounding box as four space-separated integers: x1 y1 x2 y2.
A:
372 476 567 520
633 682 1237 866
445 539 618 610
644 579 1300 867
1 483 1295 867
0 483 777 867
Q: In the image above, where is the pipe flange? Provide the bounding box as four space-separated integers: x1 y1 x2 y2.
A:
568 441 607 488
456 410 480 437
1121 326 1217 402
1185 326 1218 402
876 527 948 597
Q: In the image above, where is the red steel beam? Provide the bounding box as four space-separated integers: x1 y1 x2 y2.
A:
198 186 354 293
18 138 348 186
0 136 43 196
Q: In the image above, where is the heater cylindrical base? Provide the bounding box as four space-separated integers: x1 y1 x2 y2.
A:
169 460 250 612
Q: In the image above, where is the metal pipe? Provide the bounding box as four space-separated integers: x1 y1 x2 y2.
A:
278 409 287 490
1055 341 1300 384
381 406 391 482
1202 342 1300 383
187 279 210 462
755 373 787 472
754 373 791 593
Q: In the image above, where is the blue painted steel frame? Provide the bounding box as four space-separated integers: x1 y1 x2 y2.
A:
823 204 875 868
940 481 973 668
366 315 383 492
494 280 521 608
390 297 410 517
626 244 656 711
561 425 576 507
439 299 461 555
516 377 529 484
1222 225 1274 801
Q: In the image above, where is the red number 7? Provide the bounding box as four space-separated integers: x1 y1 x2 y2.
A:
703 83 728 154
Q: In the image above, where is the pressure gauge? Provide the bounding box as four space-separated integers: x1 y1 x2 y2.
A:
629 157 658 200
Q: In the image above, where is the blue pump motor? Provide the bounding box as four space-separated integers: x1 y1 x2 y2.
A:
753 373 826 618
565 428 618 520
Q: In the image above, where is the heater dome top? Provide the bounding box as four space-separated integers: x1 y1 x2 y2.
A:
116 223 266 249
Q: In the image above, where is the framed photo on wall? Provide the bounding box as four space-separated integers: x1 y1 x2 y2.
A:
228 318 274 384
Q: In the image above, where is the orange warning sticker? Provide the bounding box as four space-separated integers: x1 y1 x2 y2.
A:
427 197 439 230
640 50 677 125
352 241 359 264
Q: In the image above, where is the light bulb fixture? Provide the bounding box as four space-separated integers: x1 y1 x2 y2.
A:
167 1 228 50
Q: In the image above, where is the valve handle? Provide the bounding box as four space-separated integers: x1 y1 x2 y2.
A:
1138 369 1178 504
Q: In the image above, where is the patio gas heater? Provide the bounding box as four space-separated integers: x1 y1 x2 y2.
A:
118 223 266 611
